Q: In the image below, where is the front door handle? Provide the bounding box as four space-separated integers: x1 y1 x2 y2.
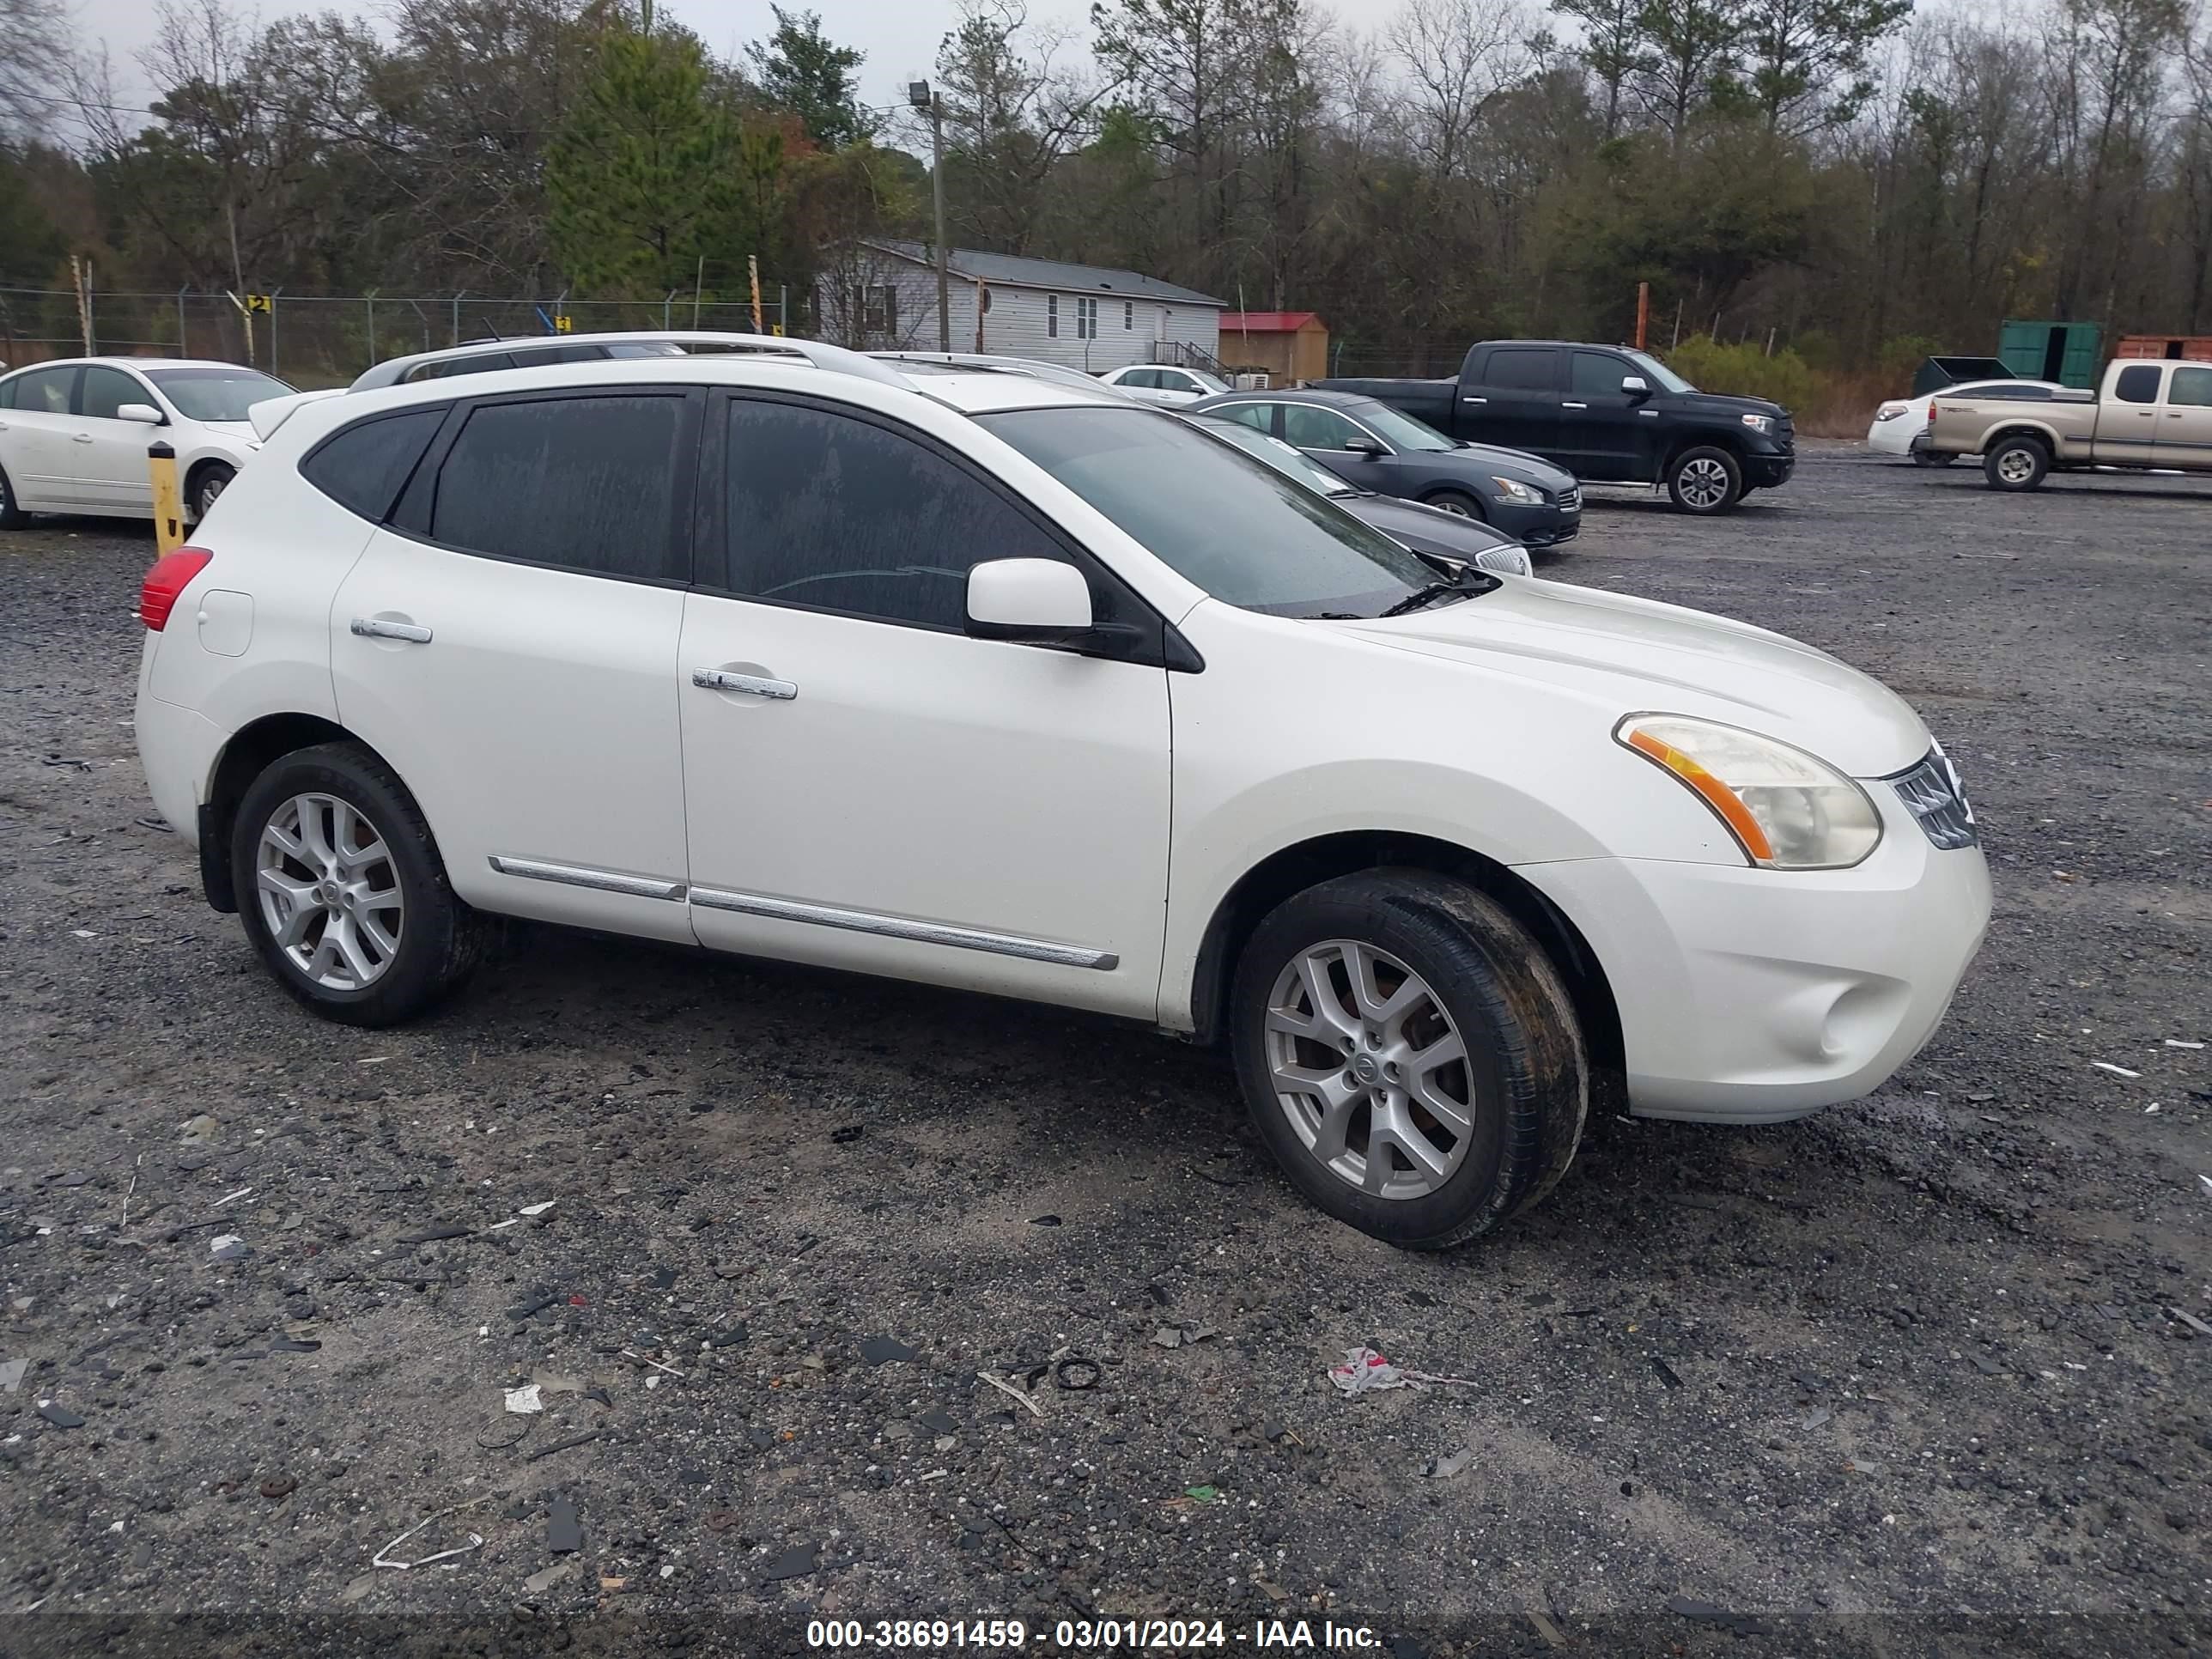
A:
1562 401 1588 410
692 667 797 701
71 433 95 444
1462 395 1487 404
350 617 433 643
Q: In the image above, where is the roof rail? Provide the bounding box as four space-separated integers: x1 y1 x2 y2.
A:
696 336 915 389
349 330 915 393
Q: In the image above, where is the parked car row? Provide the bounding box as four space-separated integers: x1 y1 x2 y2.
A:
123 333 1990 1249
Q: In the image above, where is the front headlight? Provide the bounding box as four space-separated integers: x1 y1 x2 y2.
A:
1740 413 1775 434
1615 714 1882 870
1490 476 1540 504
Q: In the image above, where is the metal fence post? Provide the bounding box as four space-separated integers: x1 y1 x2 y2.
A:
177 285 190 356
269 287 283 376
365 291 377 371
665 290 677 329
453 291 464 346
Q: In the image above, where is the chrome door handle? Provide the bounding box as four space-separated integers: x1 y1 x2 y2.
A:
350 617 433 643
692 667 797 701
1562 401 1588 409
1462 395 1487 404
71 433 95 444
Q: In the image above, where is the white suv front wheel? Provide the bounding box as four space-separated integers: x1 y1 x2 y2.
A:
1230 871 1588 1249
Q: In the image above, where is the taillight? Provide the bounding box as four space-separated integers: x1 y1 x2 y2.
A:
141 547 213 631
1927 403 1938 422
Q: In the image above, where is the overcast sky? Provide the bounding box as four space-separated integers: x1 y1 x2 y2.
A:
71 0 1097 112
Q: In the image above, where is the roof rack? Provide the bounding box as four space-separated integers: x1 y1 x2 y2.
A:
349 330 914 392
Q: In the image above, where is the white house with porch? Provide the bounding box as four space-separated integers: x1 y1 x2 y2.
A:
837 240 1226 373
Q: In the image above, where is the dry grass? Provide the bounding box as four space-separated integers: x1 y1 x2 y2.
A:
1795 368 1896 438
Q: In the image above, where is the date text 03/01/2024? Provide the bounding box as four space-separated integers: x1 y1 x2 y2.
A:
809 1627 1380 1654
804 1618 1389 1650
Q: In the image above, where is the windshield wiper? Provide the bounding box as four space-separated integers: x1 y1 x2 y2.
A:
1379 576 1485 617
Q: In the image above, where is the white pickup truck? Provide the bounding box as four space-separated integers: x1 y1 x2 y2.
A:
1928 357 2212 489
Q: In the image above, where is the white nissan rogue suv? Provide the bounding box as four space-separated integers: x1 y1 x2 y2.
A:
134 344 1990 1249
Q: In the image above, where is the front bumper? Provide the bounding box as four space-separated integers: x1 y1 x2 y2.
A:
1489 497 1581 546
1743 450 1796 488
1516 792 1990 1124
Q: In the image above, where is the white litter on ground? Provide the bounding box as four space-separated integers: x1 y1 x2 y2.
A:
1328 1346 1480 1396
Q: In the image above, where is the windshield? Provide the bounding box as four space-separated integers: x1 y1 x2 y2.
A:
1190 417 1358 497
1188 370 1231 394
146 367 295 422
979 406 1453 618
1622 349 1695 394
1353 400 1456 453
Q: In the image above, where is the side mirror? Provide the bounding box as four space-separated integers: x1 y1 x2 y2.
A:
1620 376 1650 398
966 558 1094 644
1345 436 1387 457
118 403 166 425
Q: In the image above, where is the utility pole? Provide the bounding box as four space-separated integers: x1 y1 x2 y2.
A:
910 81 951 350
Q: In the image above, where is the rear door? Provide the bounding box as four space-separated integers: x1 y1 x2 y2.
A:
1464 346 1563 458
0 364 84 508
2097 363 2165 465
1282 401 1399 489
75 365 161 514
2154 363 2212 466
329 386 702 942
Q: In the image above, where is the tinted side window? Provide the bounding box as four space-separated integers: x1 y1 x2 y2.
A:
723 398 1066 630
80 367 143 419
302 409 447 522
2114 365 2162 404
1119 368 1159 388
1283 404 1364 449
1571 352 1626 396
1484 349 1558 392
429 394 688 580
2166 366 2212 406
1219 403 1274 431
8 366 76 413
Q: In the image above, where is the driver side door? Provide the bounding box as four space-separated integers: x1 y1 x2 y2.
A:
676 391 1172 1018
75 365 161 514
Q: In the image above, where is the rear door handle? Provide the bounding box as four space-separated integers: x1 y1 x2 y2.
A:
1462 396 1487 404
350 617 433 643
692 667 797 701
1562 401 1588 410
71 433 95 444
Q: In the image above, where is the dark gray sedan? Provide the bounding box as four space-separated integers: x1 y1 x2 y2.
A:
1187 416 1535 571
1187 387 1581 546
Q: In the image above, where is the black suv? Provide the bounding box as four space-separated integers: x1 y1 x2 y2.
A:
1317 339 1796 514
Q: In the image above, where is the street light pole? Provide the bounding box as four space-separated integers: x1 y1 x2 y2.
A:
910 80 951 351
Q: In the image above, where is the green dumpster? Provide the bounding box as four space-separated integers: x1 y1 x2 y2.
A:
1997 321 2103 388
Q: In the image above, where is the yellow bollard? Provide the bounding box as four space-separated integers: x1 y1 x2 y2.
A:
148 441 184 556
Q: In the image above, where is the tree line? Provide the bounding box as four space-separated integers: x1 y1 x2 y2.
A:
2 0 2209 392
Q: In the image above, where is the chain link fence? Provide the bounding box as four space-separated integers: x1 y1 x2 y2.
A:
0 287 810 387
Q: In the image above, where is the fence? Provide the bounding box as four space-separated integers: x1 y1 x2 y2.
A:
0 287 810 387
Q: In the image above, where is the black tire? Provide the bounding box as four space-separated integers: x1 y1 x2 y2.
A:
1911 447 1955 468
0 463 28 529
189 462 236 521
1983 434 2049 491
1419 488 1486 520
1229 870 1588 1250
230 741 486 1026
1667 446 1743 514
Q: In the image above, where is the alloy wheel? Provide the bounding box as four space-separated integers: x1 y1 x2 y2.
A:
1995 447 2037 485
255 793 404 990
1261 939 1475 1200
1678 457 1730 508
197 473 228 514
1431 497 1472 517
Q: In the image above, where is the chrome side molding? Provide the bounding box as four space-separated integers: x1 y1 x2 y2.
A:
488 856 685 901
688 886 1118 970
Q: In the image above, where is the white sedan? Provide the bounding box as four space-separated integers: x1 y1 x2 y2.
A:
1868 379 2064 463
136 343 1989 1248
1095 362 1231 404
0 356 295 526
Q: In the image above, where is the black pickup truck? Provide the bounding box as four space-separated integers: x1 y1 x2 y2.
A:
1316 339 1796 514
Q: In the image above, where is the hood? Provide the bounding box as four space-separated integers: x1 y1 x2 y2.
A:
1346 493 1516 561
198 420 259 445
1437 443 1577 491
1336 579 1929 776
1674 390 1788 422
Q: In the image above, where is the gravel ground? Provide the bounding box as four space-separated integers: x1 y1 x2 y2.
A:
1 445 2208 1659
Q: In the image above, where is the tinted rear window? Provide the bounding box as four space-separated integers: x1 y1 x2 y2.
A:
2114 365 2162 404
1484 349 1558 391
428 394 688 580
301 409 447 522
